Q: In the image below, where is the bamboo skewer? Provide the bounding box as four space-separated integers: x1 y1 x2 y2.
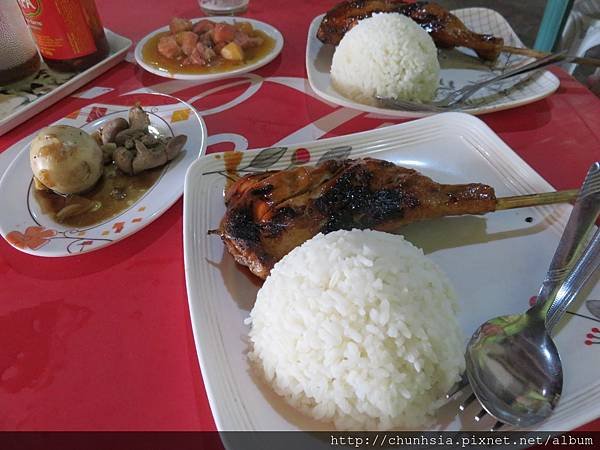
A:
208 189 579 238
496 189 579 211
501 46 600 68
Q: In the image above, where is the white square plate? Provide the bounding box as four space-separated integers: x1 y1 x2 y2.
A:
0 29 132 136
306 8 560 118
183 113 600 431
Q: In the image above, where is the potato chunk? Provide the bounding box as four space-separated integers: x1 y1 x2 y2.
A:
220 42 244 61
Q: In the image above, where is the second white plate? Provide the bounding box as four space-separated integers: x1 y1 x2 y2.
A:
306 8 560 118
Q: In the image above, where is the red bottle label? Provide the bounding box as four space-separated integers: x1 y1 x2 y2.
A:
18 0 98 60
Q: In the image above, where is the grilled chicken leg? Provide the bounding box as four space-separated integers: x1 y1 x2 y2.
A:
213 158 496 279
317 0 504 61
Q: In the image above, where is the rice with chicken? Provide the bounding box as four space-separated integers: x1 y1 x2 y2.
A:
247 229 465 430
330 13 440 105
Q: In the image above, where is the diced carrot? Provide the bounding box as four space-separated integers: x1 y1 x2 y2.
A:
193 19 215 34
213 23 236 43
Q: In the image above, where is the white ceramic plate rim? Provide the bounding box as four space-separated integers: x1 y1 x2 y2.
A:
0 93 207 257
184 112 600 432
305 9 560 118
134 17 284 81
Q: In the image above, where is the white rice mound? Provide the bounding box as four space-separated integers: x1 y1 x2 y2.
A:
247 229 465 430
330 13 440 105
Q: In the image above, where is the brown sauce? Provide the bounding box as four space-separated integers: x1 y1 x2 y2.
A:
33 164 162 228
141 29 275 75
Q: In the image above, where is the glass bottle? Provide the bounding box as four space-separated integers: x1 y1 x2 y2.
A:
17 0 109 73
0 0 41 85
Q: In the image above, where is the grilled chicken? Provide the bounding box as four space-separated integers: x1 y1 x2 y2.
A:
317 0 504 61
213 158 496 279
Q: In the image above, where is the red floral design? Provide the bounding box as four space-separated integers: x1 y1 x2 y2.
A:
292 148 310 165
585 327 599 346
86 106 107 123
112 222 125 233
6 226 57 250
65 109 80 120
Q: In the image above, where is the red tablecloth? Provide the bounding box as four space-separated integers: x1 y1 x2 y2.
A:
0 0 599 432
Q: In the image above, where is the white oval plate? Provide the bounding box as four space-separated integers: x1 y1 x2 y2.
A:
0 93 206 257
134 17 284 81
306 8 560 118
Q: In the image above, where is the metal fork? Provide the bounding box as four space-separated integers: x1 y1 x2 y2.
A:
451 228 600 430
376 51 568 113
447 162 600 430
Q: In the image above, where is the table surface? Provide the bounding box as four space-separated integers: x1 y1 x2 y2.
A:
1 0 599 432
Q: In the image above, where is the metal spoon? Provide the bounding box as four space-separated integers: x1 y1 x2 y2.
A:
464 162 600 428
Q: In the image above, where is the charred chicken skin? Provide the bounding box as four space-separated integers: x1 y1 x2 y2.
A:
213 158 496 279
317 0 504 61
